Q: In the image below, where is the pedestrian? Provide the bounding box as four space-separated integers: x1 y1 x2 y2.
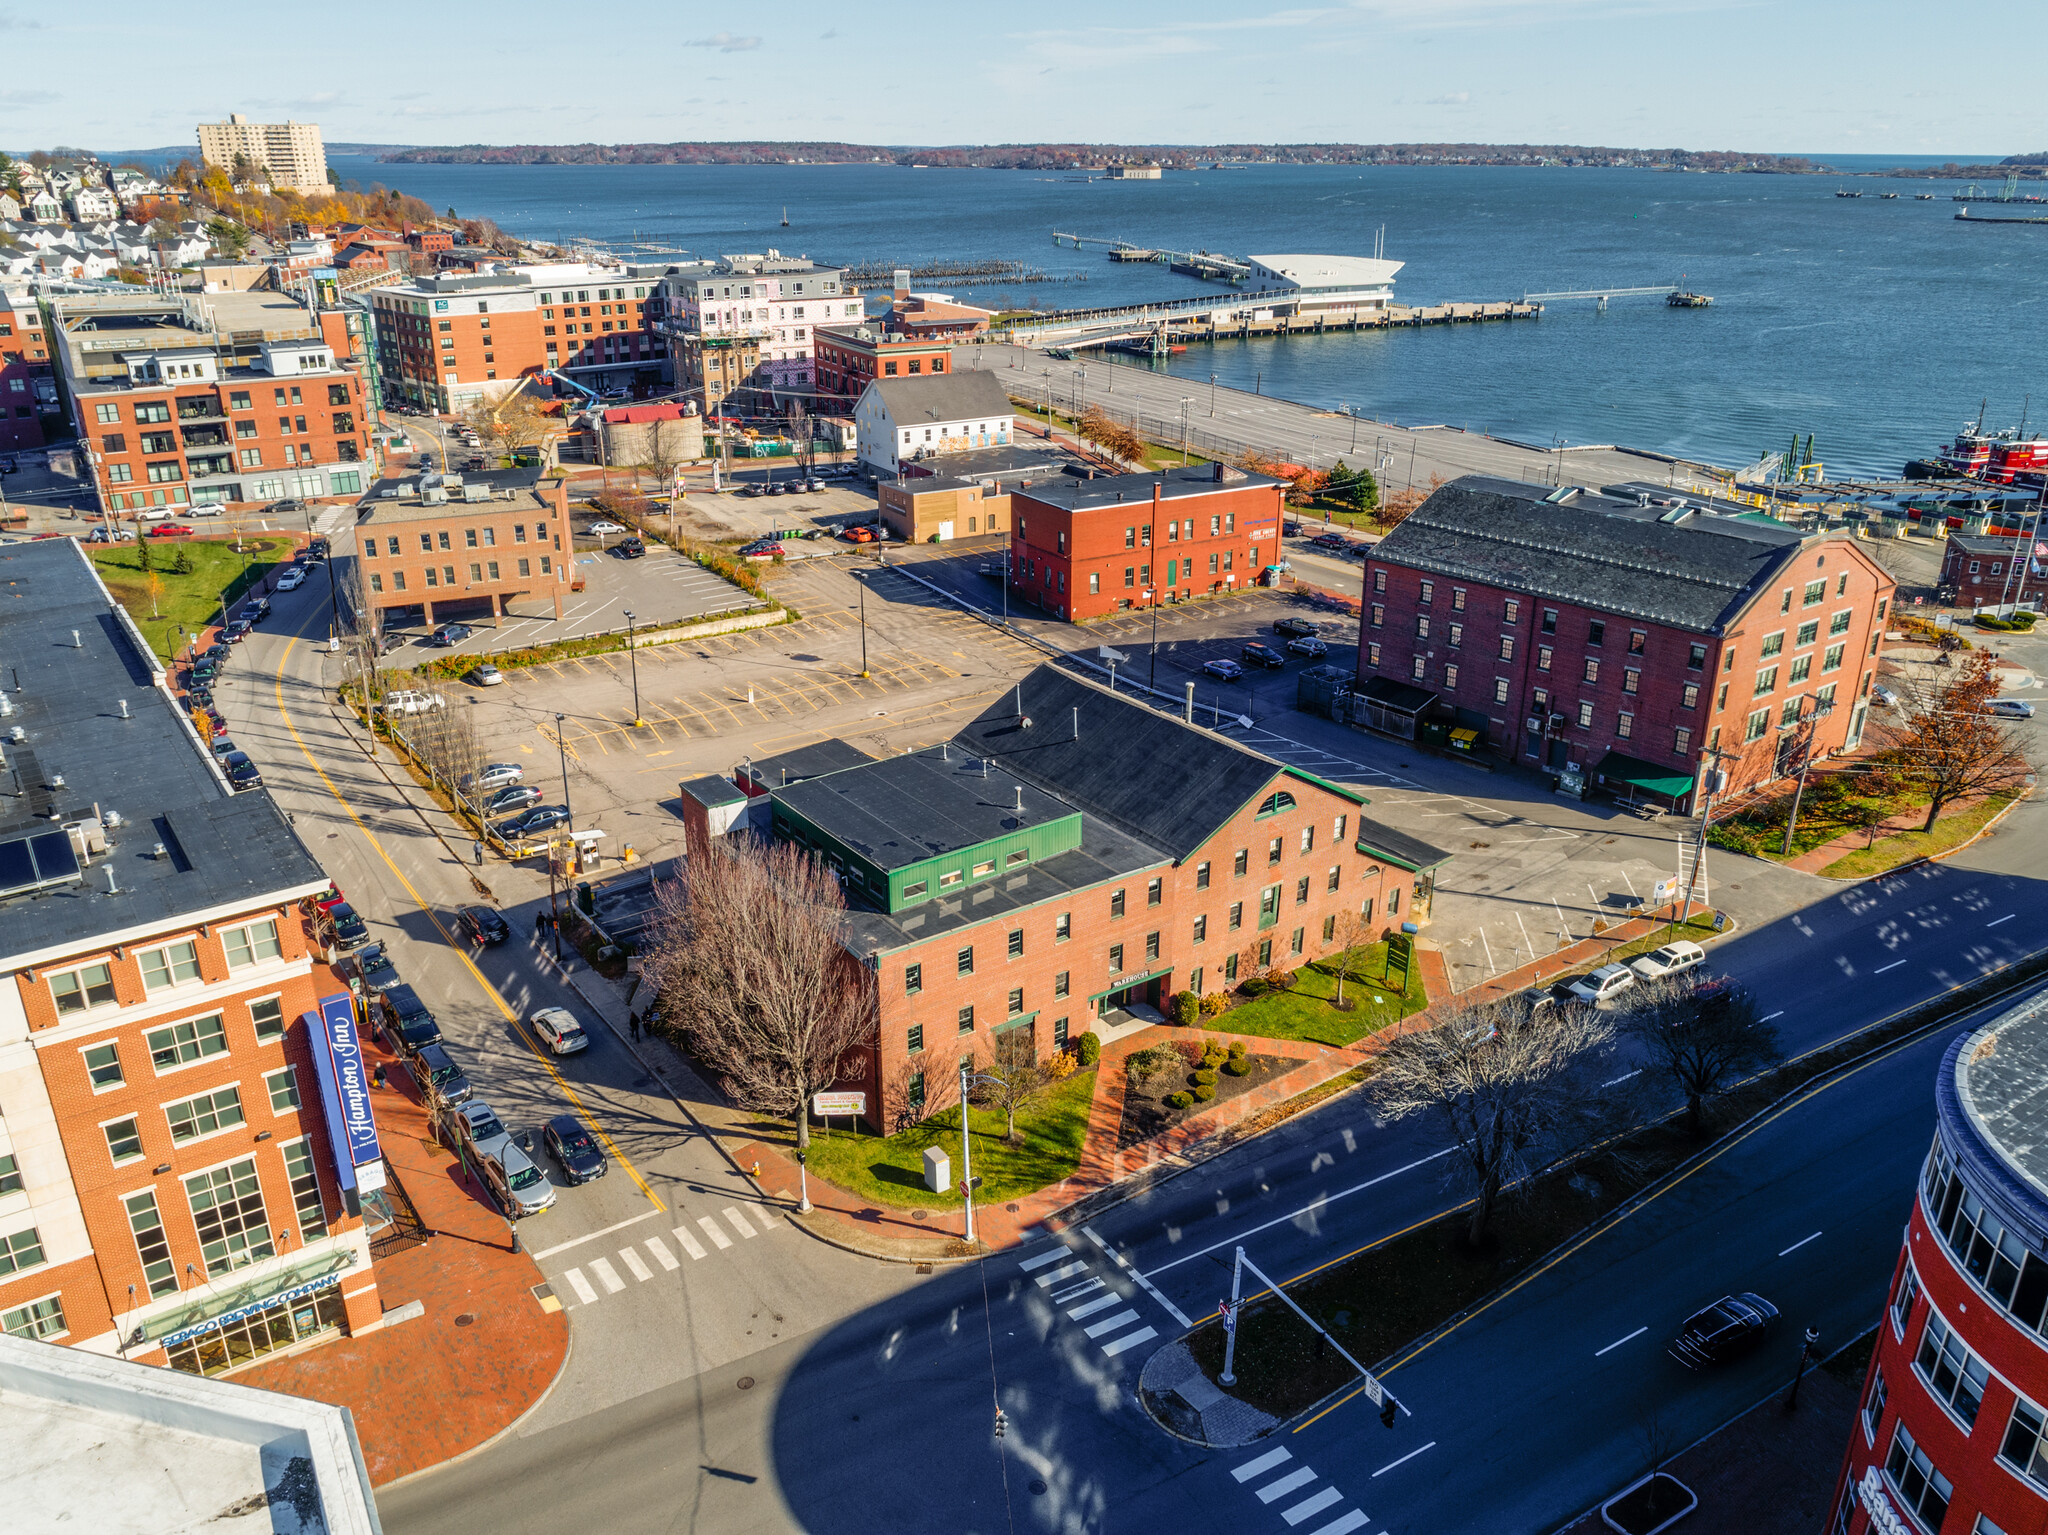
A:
629 1011 642 1041
472 838 483 867
534 910 546 939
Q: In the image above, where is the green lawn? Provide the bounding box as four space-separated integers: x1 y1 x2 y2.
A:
90 538 297 661
791 1068 1098 1211
1707 764 1927 862
1820 792 2020 879
1210 943 1428 1048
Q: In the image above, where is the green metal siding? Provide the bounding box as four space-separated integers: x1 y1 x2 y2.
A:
883 813 1083 913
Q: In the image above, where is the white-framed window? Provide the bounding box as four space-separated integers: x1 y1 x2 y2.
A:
250 996 285 1044
82 1041 124 1090
222 919 281 970
1885 1423 1952 1529
265 1067 300 1114
1891 1262 1919 1339
147 1013 227 1073
1863 1364 1887 1445
139 939 202 992
126 1190 176 1298
1 1293 66 1341
165 1084 245 1144
102 1114 144 1165
0 1225 46 1277
184 1158 273 1276
49 960 117 1015
1914 1307 1990 1428
281 1139 328 1241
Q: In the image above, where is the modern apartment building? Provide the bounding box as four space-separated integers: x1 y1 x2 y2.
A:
369 261 671 414
1358 477 1896 810
0 283 53 451
651 253 856 413
51 290 373 514
347 467 571 628
744 665 1449 1128
1007 462 1287 622
0 539 382 1376
1826 984 2048 1535
196 115 329 196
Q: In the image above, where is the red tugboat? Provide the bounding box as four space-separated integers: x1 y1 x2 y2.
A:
1905 403 2048 485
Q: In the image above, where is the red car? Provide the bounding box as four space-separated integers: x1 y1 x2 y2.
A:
842 524 878 544
308 883 347 914
147 523 194 538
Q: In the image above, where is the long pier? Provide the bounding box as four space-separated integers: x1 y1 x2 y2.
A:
1006 295 1542 353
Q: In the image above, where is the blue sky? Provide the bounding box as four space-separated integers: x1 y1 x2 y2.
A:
1 0 2036 156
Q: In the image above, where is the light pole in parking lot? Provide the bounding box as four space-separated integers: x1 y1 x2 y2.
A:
622 610 643 726
1180 397 1192 465
1143 587 1161 691
555 711 576 874
856 578 869 678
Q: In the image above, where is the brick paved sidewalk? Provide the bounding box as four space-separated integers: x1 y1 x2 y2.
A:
236 1032 569 1487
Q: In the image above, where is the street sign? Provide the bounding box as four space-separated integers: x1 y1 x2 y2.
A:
1651 875 1680 906
1219 1300 1237 1333
812 1090 866 1118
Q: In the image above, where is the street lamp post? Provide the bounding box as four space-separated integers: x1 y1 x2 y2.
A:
555 711 576 875
1784 1325 1820 1412
958 1057 1000 1245
622 609 643 725
856 578 869 677
1179 397 1191 465
1209 373 1217 417
1145 587 1161 691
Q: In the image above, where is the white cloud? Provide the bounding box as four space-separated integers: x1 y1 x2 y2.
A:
0 88 59 106
684 32 761 52
1425 91 1471 105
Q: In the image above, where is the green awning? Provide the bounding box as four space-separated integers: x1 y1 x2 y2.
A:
1593 750 1696 800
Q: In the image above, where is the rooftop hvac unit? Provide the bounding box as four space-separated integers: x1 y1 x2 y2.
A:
462 482 490 502
422 487 447 505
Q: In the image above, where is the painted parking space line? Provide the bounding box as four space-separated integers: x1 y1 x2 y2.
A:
1779 1231 1823 1257
1595 1326 1647 1357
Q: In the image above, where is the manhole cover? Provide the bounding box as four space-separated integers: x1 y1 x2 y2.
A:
1006 1203 1020 1213
736 1376 755 1391
326 833 339 839
454 1313 477 1327
911 1210 927 1221
1029 1480 1048 1497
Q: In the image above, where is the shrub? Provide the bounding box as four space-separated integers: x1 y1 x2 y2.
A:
1228 1038 1248 1057
1194 1068 1218 1088
1126 1042 1179 1082
1194 1083 1217 1102
1074 1031 1101 1067
1223 1057 1250 1076
1200 991 1231 1018
1044 1050 1078 1082
1241 978 1271 998
1167 1091 1193 1111
1171 990 1200 1026
1976 615 2013 631
1261 968 1297 991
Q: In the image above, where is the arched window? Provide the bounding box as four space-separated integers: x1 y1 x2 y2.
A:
1256 791 1297 819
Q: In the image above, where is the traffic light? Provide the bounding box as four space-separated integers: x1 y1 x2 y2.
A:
1379 1397 1398 1430
994 1409 1008 1440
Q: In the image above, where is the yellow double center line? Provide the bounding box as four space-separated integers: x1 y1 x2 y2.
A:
268 625 663 1212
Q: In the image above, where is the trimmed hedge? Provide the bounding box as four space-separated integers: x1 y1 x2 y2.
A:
1194 1083 1217 1102
1194 1068 1218 1088
1167 1091 1193 1111
1075 1031 1102 1067
1223 1057 1250 1076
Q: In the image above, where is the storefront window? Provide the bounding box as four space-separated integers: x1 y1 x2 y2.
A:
164 1285 346 1378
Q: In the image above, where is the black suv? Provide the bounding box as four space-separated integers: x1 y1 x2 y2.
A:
1240 641 1287 670
1669 1293 1778 1369
458 905 510 945
613 537 646 559
378 983 442 1057
413 1043 473 1108
323 902 369 952
1274 617 1320 638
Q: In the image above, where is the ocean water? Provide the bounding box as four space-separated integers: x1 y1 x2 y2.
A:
331 154 2048 479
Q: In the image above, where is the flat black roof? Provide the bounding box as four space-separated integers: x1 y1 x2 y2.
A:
1013 462 1284 516
774 749 1076 872
741 739 876 792
0 540 327 966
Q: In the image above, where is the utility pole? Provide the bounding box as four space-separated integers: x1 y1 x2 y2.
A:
1180 397 1191 465
1679 745 1733 929
857 576 868 677
1219 1246 1245 1386
555 711 576 876
1778 701 1835 856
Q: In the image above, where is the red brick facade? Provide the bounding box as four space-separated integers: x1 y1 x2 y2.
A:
812 328 951 410
1942 533 2046 611
0 296 50 453
1011 474 1286 623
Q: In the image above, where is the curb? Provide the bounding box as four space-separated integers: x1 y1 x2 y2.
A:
1813 786 2033 883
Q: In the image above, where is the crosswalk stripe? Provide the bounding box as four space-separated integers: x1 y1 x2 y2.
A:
563 1268 599 1305
754 1207 783 1232
588 1257 627 1294
1034 1261 1089 1287
1233 1448 1293 1482
1018 1245 1076 1272
723 1206 758 1239
1304 1511 1370 1535
1257 1468 1319 1504
618 1246 653 1282
698 1215 734 1251
1100 1326 1157 1357
1067 1293 1127 1321
673 1225 707 1260
1051 1276 1105 1304
645 1237 679 1271
1083 1309 1141 1339
1282 1489 1345 1526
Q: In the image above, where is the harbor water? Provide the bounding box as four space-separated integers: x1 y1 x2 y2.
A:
330 153 2047 480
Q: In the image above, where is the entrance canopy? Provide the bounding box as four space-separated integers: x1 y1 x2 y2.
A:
1593 749 1696 802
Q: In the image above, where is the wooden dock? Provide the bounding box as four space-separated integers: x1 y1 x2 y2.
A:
1162 300 1541 345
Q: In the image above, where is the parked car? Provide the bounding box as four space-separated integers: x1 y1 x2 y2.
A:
586 520 625 536
483 1143 557 1218
453 1100 511 1165
377 689 447 716
377 984 441 1056
458 905 510 945
248 596 271 622
430 623 474 647
742 482 767 498
322 901 370 953
1241 641 1287 670
309 883 347 914
843 524 878 543
467 664 505 687
740 540 783 560
1274 617 1320 638
1286 636 1329 659
613 538 647 559
1870 683 1900 709
1566 963 1637 1004
501 805 570 839
414 1042 473 1109
1669 1293 1779 1369
470 762 524 791
543 1114 607 1184
1630 940 1708 981
1203 658 1244 682
187 660 218 687
529 1007 589 1055
486 784 544 818
225 618 253 643
352 942 399 996
147 523 194 538
203 643 231 666
307 537 329 559
275 568 305 591
1986 698 2036 718
222 752 263 792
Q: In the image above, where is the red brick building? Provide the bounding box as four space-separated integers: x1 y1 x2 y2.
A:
1941 531 2045 612
812 324 954 410
1008 463 1287 621
1358 477 1896 809
745 666 1450 1129
0 284 53 452
1826 985 2048 1535
52 290 373 514
0 540 381 1375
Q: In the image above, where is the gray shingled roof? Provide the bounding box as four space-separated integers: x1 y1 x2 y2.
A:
868 368 1013 425
1371 476 1808 634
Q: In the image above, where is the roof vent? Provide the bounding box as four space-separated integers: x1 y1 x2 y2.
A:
8 725 23 743
70 629 82 648
152 841 167 860
105 865 118 895
117 699 129 718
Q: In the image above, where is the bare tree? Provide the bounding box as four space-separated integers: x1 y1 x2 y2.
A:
1618 974 1782 1136
882 1047 959 1134
644 836 878 1150
975 1029 1057 1143
1891 650 2035 831
405 698 485 802
1370 997 1629 1249
1326 905 1380 1009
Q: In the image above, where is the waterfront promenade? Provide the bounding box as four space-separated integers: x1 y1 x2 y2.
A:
955 341 1730 493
